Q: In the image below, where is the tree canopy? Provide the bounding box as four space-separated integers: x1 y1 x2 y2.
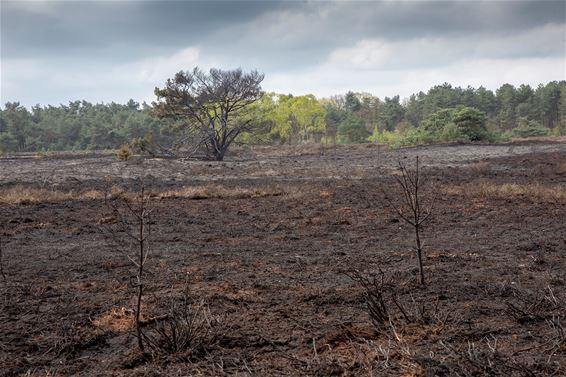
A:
1 80 565 154
153 67 264 160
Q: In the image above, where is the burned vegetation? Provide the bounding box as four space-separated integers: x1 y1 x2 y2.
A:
0 140 565 376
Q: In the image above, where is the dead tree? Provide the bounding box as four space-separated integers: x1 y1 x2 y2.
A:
103 183 153 352
386 156 433 285
153 67 264 161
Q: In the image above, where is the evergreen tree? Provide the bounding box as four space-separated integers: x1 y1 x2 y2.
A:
337 113 370 143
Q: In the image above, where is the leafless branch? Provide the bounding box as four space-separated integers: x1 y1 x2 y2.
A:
101 181 154 353
384 156 434 285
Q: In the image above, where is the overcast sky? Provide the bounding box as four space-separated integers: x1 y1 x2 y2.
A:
1 0 565 107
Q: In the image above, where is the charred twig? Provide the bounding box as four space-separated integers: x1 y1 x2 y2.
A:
345 269 391 331
142 298 218 357
505 286 562 325
545 315 566 362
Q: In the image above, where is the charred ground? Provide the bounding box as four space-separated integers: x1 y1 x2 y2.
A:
1 140 565 376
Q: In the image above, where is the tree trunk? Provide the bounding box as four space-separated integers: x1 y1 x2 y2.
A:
136 277 144 352
214 145 226 161
135 193 145 352
415 224 425 286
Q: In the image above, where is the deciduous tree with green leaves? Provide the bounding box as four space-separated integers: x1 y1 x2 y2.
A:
267 94 326 144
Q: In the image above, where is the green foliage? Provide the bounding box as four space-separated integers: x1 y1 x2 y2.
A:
511 118 550 137
535 81 563 128
551 121 566 136
1 80 564 152
380 95 405 131
452 107 488 141
414 106 488 143
0 100 172 153
401 128 437 146
153 67 264 161
375 106 488 147
337 113 370 143
439 122 471 143
0 102 32 151
0 132 18 154
551 124 566 136
421 108 456 134
367 127 406 147
344 91 361 113
495 83 517 130
266 94 326 144
323 100 343 142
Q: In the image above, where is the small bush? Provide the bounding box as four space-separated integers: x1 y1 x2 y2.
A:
400 128 436 146
143 299 220 358
376 106 490 147
511 118 550 138
421 108 455 134
116 143 133 161
452 107 488 141
367 128 406 147
439 123 470 143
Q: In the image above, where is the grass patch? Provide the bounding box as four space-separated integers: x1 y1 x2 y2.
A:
158 184 282 200
0 186 72 204
0 184 283 205
0 186 108 204
444 182 566 203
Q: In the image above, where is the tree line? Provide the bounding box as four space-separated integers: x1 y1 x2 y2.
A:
1 80 565 154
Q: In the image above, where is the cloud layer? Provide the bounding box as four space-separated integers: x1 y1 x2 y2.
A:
1 0 564 106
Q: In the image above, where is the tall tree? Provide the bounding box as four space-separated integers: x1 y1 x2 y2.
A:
268 94 326 144
0 102 32 152
344 91 361 113
535 81 563 128
337 113 369 143
558 84 566 135
322 99 343 144
380 96 405 131
405 92 426 127
496 84 517 130
153 67 264 161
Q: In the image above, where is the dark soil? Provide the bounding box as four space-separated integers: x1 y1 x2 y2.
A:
1 140 565 376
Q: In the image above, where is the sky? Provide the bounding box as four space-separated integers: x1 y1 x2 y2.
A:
1 0 565 107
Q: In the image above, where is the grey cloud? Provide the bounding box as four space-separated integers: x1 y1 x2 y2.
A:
3 1 563 61
199 1 565 71
1 1 288 60
356 1 565 39
1 0 564 106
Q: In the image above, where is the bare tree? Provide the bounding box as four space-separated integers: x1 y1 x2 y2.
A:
386 156 433 285
103 183 153 352
153 67 264 161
